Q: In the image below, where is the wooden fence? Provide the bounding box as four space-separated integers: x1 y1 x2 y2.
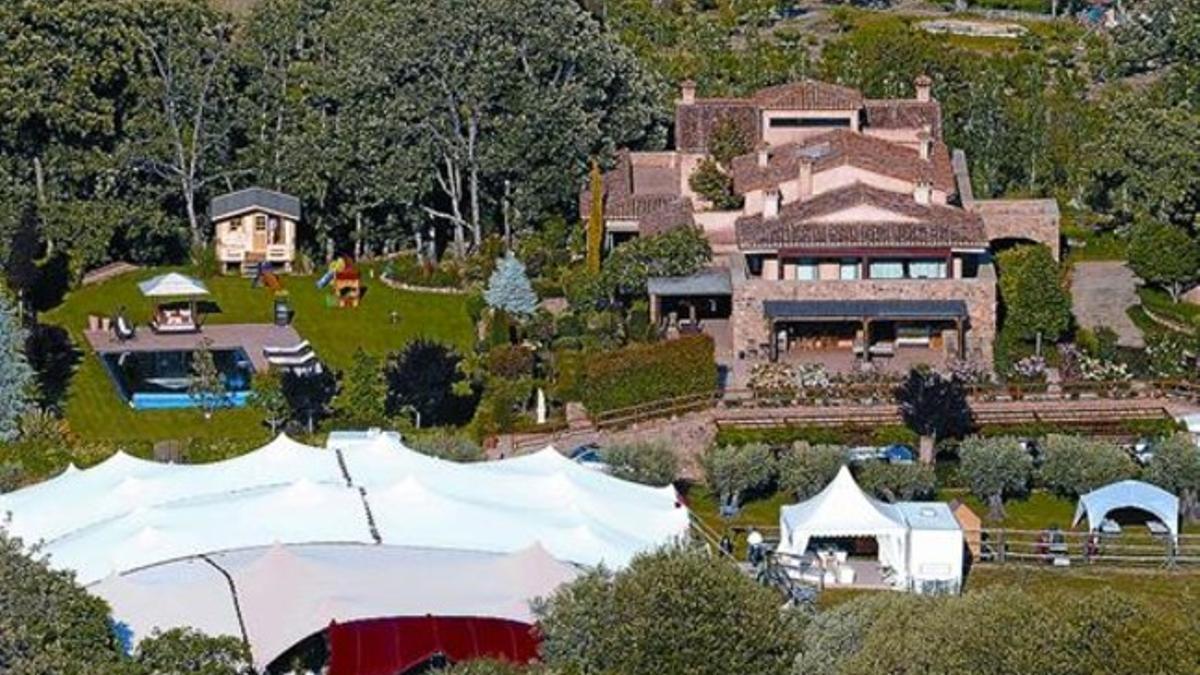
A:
585 379 1200 432
971 527 1200 568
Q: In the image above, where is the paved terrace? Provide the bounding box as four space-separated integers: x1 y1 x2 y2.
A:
84 323 304 373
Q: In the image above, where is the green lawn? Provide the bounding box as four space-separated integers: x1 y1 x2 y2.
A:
39 266 474 444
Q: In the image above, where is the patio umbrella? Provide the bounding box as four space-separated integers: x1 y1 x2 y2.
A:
138 273 210 298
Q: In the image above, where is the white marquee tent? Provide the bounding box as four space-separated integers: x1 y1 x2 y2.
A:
92 543 578 670
778 466 909 580
0 433 689 585
778 466 964 592
1073 479 1179 540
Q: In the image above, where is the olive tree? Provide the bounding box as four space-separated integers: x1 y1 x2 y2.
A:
535 547 805 675
958 436 1033 521
895 368 971 464
856 462 937 502
701 443 775 511
603 442 679 487
1144 432 1200 522
777 442 844 499
1039 434 1137 497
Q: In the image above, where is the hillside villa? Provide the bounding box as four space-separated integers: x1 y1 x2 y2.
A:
584 77 1060 375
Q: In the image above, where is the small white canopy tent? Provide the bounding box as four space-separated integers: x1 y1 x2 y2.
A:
778 466 909 582
1072 479 1179 540
137 272 210 297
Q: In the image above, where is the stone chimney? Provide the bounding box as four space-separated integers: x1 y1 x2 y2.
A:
914 180 932 206
763 190 781 219
680 79 696 105
918 125 933 161
915 74 933 103
798 158 814 199
756 142 770 168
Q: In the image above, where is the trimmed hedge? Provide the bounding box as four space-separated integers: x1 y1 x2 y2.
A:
580 335 716 414
714 424 917 449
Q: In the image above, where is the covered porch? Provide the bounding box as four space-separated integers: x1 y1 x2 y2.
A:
648 269 733 356
763 299 968 365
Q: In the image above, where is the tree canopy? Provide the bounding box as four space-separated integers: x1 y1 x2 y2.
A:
534 546 805 675
957 436 1033 520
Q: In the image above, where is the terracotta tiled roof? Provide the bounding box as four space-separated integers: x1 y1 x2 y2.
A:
728 130 956 195
675 101 759 154
606 193 684 220
863 100 943 138
736 183 986 250
752 80 864 110
637 197 695 236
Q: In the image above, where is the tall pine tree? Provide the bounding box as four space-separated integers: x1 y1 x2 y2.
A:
587 160 604 274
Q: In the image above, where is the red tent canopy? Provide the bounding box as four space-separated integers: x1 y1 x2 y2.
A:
328 616 540 675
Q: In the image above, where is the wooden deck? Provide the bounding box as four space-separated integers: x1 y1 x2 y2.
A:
84 323 304 373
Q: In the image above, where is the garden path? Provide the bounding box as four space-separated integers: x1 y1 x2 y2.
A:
1071 261 1144 348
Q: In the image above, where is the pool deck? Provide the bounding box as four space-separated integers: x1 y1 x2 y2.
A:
84 323 304 373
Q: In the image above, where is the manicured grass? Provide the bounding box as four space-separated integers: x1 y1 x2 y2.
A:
39 267 474 443
1137 286 1200 331
1063 224 1127 262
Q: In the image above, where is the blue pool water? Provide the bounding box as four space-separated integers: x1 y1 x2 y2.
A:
101 348 254 410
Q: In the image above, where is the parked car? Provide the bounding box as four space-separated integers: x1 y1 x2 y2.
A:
880 444 916 464
568 443 609 472
846 446 879 464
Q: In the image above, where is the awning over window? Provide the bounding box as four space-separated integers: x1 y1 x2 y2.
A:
763 299 967 321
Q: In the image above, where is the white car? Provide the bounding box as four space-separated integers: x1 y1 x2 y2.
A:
846 446 879 464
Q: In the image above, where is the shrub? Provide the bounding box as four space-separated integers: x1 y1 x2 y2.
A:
1038 434 1137 497
856 462 937 502
603 442 679 486
471 376 533 436
777 442 844 499
549 348 586 402
386 254 463 288
687 157 741 210
534 547 804 675
386 340 479 427
334 349 388 428
958 436 1033 520
702 443 775 510
580 335 715 414
713 424 913 449
486 344 535 380
407 430 485 462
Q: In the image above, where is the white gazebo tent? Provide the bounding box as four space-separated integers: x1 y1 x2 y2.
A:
137 272 209 332
778 466 910 583
1072 479 1179 540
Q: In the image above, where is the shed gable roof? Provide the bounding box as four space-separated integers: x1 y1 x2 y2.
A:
211 187 301 221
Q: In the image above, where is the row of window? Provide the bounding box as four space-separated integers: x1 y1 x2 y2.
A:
748 257 950 281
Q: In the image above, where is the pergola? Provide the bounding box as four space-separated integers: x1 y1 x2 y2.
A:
763 298 968 361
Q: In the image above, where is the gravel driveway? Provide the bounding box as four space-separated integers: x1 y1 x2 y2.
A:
1070 261 1145 348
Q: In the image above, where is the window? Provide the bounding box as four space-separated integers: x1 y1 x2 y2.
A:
908 259 947 279
795 259 817 281
768 117 852 128
839 259 859 280
869 260 905 279
255 215 267 231
746 255 764 278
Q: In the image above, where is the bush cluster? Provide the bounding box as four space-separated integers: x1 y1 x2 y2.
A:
580 335 716 414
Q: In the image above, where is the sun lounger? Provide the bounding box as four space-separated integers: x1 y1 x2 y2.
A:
265 350 318 367
262 340 312 357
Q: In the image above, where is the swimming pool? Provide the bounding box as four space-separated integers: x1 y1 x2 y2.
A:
101 349 254 410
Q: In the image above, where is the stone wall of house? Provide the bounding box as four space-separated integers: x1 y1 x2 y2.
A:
730 262 997 366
